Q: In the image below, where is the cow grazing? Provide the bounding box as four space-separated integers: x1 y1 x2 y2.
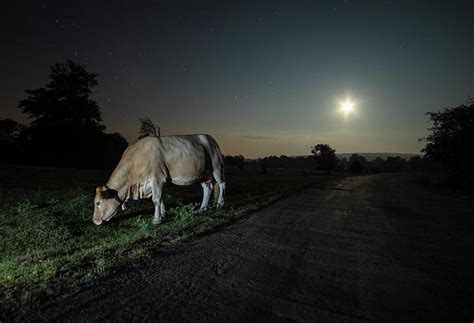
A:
92 134 226 225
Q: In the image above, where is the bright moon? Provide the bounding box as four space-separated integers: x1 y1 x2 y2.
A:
341 99 354 113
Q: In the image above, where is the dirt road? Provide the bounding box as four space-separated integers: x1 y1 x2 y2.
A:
20 174 474 322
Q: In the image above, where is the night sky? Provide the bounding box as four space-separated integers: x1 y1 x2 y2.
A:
1 1 472 157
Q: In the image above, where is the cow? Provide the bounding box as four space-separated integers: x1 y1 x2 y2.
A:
92 134 226 225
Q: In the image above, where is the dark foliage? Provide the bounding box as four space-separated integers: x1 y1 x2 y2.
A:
368 157 385 173
1 60 128 169
422 100 474 183
249 155 315 170
0 119 25 163
311 144 337 173
348 154 368 174
385 156 408 173
224 155 245 170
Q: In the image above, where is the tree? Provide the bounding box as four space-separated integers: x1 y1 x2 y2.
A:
408 156 423 172
0 118 22 144
385 156 408 172
0 118 24 162
348 154 368 174
99 132 129 169
17 60 127 168
223 155 245 170
235 155 245 170
368 157 386 173
422 99 474 179
138 116 160 139
311 144 337 173
19 60 104 131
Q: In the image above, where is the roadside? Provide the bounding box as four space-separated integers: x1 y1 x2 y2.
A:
15 173 474 322
0 164 333 320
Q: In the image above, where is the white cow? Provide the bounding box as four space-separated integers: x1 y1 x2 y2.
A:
92 134 226 225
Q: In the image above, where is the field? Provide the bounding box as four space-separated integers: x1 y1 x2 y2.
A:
0 164 328 319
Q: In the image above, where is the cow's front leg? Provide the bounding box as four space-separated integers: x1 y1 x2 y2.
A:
199 181 213 212
151 179 163 225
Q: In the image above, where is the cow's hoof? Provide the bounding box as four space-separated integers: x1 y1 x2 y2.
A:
198 207 207 213
152 218 162 225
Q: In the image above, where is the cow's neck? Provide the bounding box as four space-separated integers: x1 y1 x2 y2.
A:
106 163 131 201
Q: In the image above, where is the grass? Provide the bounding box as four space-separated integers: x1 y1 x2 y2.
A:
0 164 331 319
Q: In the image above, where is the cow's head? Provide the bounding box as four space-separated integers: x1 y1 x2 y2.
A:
92 186 121 225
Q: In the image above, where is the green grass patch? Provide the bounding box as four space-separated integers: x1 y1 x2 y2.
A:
0 164 332 319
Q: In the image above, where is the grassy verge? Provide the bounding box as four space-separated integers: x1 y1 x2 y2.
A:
0 164 332 319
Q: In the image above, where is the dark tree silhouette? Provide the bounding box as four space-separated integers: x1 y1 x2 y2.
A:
385 156 408 172
258 158 267 174
311 144 337 173
368 157 386 173
422 99 474 181
408 156 423 171
138 116 160 139
17 60 127 169
223 155 245 170
0 118 25 163
235 155 245 170
19 60 104 131
0 118 22 143
348 154 368 174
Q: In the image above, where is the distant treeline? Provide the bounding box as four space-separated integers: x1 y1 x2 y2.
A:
226 96 474 189
224 154 434 174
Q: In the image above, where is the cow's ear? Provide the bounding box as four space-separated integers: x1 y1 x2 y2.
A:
100 188 118 200
100 189 112 199
96 186 102 194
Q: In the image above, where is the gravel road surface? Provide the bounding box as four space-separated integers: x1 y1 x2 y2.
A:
19 174 474 322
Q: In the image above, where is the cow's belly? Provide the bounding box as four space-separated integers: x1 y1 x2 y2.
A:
167 155 211 186
171 175 202 186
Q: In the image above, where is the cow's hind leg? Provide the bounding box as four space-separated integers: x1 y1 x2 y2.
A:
213 170 226 208
199 181 213 212
160 201 166 217
151 179 163 225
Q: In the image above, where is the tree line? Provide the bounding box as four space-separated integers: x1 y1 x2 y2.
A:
227 152 428 174
0 60 472 187
226 97 473 188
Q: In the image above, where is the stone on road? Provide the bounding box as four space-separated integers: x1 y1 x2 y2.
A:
21 174 474 322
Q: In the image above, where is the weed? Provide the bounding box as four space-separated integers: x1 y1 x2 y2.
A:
170 202 199 222
95 257 107 275
16 200 37 215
